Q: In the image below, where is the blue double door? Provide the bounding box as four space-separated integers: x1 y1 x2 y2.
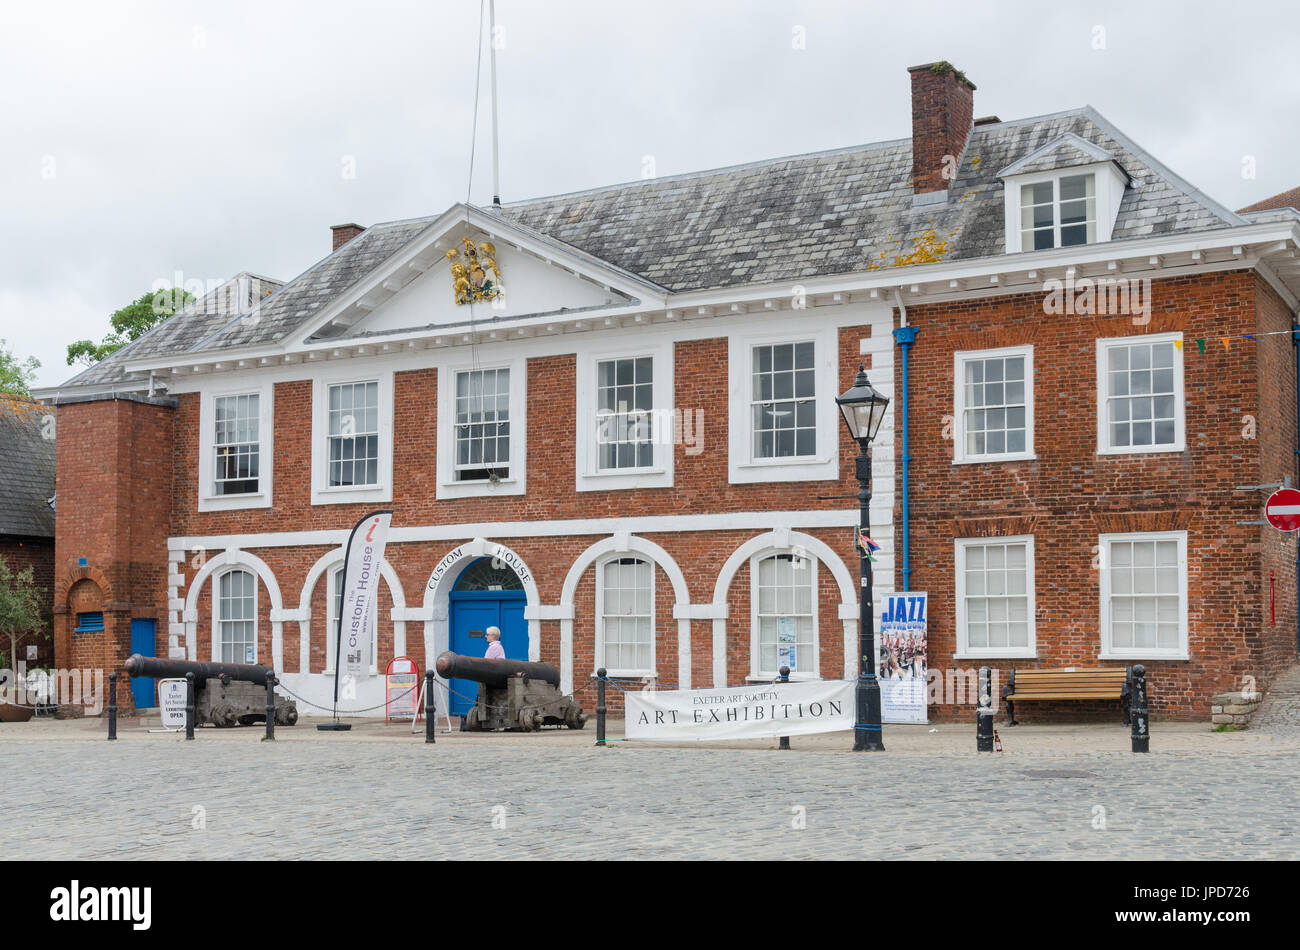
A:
447 590 527 716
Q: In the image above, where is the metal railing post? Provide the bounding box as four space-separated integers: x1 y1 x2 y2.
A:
595 668 607 747
107 672 118 741
778 666 791 750
425 671 436 744
184 672 195 740
1130 664 1150 753
977 666 994 752
263 672 276 741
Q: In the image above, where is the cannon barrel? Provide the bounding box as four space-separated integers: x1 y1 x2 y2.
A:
434 651 560 688
122 653 273 686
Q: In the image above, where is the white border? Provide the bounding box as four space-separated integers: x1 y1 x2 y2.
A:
954 535 1037 659
728 324 840 484
310 368 394 505
1095 331 1186 455
436 355 528 498
197 384 274 511
594 552 657 678
747 548 820 680
952 345 1036 464
574 341 674 491
1098 529 1189 661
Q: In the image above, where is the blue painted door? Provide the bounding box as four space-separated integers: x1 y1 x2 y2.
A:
448 591 528 716
130 619 157 708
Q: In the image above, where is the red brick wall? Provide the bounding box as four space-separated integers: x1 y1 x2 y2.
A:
909 63 975 194
53 397 175 714
0 537 54 669
901 270 1294 720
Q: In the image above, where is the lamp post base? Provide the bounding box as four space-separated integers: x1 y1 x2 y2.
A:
853 675 885 751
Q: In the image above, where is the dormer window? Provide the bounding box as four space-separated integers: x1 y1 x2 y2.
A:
1021 174 1096 250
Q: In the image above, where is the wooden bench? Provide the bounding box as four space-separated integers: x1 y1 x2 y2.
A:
1002 667 1132 725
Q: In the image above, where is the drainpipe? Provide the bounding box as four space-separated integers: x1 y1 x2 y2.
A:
1293 320 1300 655
892 289 917 592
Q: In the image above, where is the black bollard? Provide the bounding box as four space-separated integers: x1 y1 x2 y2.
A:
263 673 276 741
107 672 118 741
425 671 436 744
976 666 994 752
185 672 195 740
778 666 791 750
1130 664 1150 753
595 668 607 747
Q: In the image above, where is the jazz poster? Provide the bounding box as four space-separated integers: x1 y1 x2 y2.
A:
878 591 928 724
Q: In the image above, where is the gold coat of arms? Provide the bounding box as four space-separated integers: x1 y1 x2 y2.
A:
446 237 502 305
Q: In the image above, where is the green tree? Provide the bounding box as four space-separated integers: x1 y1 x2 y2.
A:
66 287 194 366
0 339 40 398
0 557 48 673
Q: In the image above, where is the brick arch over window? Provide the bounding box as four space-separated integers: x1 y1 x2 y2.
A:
296 548 408 675
712 530 859 684
54 564 115 607
183 550 284 666
558 535 691 694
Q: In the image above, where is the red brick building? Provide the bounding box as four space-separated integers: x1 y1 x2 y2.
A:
0 398 56 674
40 63 1300 720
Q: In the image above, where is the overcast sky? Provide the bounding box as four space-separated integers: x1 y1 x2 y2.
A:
2 0 1296 388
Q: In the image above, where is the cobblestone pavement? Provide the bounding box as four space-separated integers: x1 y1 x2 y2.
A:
2 730 1298 859
1250 663 1300 739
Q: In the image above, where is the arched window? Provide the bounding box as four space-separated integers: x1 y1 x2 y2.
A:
326 566 379 674
597 557 654 676
217 569 257 663
454 558 524 591
751 552 817 678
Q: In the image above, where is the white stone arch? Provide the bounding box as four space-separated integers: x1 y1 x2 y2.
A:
421 539 543 690
711 529 859 685
183 548 285 667
558 533 692 694
296 548 409 675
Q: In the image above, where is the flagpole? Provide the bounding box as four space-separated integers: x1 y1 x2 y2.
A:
489 0 501 207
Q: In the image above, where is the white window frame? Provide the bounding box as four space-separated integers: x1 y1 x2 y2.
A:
954 535 1037 659
575 341 673 492
436 355 527 499
324 565 380 676
212 567 257 664
1002 162 1126 254
1098 530 1189 661
728 324 840 484
952 345 1036 464
198 384 274 512
748 549 820 681
594 554 656 678
310 369 394 505
1096 332 1185 456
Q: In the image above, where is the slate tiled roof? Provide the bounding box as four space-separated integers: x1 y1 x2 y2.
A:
0 399 55 538
55 105 1244 390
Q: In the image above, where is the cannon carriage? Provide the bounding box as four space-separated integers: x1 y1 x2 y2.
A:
123 654 298 728
434 651 586 732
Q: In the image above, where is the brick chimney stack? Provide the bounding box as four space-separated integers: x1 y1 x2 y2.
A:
908 62 976 197
331 223 367 252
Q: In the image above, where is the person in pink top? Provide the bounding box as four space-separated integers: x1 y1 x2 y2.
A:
484 625 506 659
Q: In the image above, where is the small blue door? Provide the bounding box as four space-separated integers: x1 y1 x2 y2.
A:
447 558 528 716
130 619 157 708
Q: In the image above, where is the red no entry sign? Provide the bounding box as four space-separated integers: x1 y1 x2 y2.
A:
1265 488 1300 531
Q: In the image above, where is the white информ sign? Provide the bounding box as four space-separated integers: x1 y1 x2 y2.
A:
625 680 853 741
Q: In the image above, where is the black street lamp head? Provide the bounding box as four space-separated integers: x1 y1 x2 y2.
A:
836 364 890 445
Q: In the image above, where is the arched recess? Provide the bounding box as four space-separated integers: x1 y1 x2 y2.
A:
559 535 691 695
421 539 542 689
296 548 408 675
183 549 284 667
711 530 859 685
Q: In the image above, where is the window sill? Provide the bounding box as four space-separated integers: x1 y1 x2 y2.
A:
596 670 658 681
952 453 1037 466
737 456 830 469
1096 444 1186 457
436 476 526 499
955 651 1038 661
311 483 392 506
1098 652 1188 662
748 672 819 683
198 491 272 512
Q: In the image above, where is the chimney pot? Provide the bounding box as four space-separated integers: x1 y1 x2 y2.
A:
907 62 976 196
331 223 367 252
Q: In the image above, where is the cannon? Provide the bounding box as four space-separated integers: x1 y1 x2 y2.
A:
435 651 585 732
123 654 298 728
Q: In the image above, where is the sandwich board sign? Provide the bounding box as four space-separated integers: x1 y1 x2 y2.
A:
157 678 188 730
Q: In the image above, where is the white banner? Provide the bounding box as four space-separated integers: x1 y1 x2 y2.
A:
335 509 393 700
878 591 928 724
625 679 854 742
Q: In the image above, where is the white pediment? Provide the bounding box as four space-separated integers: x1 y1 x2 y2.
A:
354 233 629 335
300 205 662 347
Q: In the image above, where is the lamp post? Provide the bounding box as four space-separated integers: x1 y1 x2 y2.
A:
836 364 891 752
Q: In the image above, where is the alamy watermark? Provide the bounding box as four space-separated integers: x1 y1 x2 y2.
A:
1043 275 1151 326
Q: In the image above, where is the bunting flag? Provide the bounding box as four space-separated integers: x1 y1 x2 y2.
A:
1197 339 1206 354
1174 339 1183 351
1222 338 1231 351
